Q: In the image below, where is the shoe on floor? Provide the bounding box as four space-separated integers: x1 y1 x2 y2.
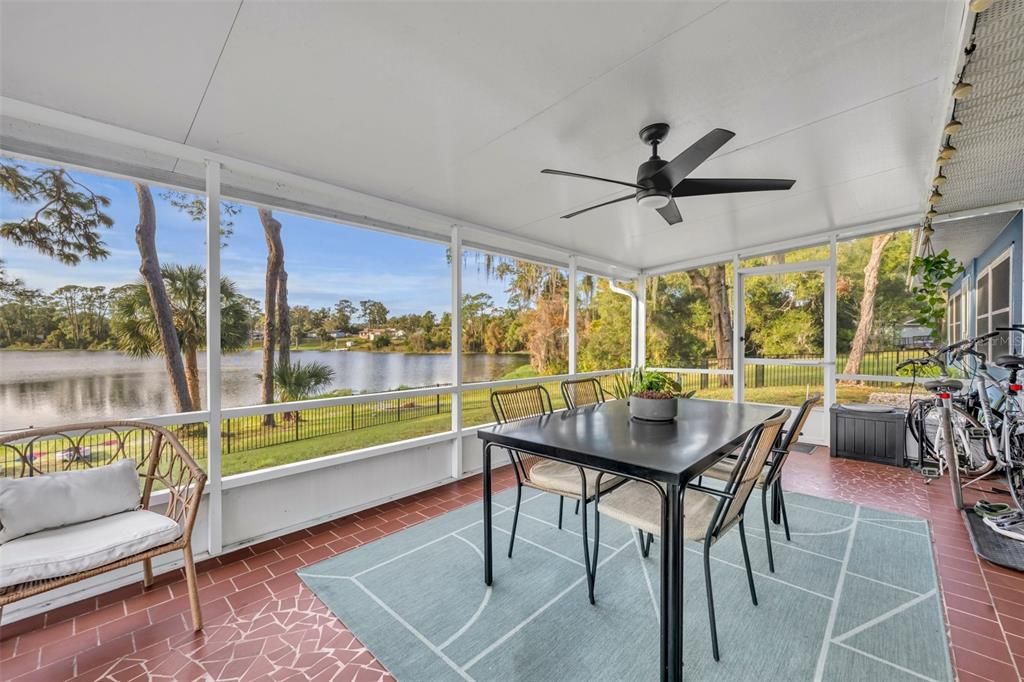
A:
974 500 1014 518
987 518 1024 543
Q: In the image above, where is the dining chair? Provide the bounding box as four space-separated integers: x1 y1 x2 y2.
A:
490 384 622 604
590 410 790 661
699 394 821 571
560 377 607 409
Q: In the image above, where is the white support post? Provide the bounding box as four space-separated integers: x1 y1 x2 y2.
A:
636 275 647 367
732 255 744 403
824 237 838 437
204 160 223 556
450 226 463 479
568 256 577 375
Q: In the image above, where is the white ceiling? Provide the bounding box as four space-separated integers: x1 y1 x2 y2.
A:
0 0 968 270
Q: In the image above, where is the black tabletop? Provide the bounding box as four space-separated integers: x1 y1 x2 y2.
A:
477 398 784 484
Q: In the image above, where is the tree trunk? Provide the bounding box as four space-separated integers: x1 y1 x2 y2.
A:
691 265 733 387
184 346 202 411
259 208 284 426
133 183 193 413
277 268 290 369
843 233 893 376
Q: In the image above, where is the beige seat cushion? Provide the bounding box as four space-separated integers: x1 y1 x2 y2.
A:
595 480 721 542
0 510 181 588
701 458 769 487
527 460 621 498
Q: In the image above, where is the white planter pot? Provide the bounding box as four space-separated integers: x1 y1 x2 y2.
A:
629 396 678 422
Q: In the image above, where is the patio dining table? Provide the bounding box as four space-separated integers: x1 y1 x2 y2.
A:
477 398 784 681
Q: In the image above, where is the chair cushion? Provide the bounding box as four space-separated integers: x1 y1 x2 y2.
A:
527 461 621 498
701 459 769 487
0 510 181 588
595 481 720 542
0 459 140 544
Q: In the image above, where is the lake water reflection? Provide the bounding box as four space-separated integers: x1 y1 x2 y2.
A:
0 350 528 430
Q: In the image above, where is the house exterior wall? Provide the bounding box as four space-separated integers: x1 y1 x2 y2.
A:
948 211 1023 344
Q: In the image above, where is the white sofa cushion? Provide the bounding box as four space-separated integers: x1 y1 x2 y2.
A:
0 510 181 588
0 459 140 543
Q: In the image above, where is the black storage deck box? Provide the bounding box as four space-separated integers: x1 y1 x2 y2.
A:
830 404 907 467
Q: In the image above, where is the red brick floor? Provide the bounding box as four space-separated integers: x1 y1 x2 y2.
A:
1 453 1022 681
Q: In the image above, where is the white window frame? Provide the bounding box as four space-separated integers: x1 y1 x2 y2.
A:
975 248 1013 357
947 287 964 344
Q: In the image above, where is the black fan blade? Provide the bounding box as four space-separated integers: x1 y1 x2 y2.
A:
541 169 644 190
656 199 682 225
673 178 796 197
652 128 735 189
560 193 636 219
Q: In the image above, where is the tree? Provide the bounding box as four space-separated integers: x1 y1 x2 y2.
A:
111 264 249 410
133 183 193 412
259 208 284 426
689 265 733 380
843 232 893 375
0 163 113 265
52 284 88 348
272 361 335 421
333 299 357 333
359 299 389 327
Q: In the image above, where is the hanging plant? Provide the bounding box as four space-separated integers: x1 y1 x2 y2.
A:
911 248 964 340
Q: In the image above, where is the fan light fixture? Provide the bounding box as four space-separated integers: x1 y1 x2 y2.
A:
933 172 947 186
930 190 943 204
940 144 958 160
953 81 974 99
944 119 963 135
970 0 993 11
637 193 671 210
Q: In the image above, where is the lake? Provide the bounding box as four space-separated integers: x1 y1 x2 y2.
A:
0 349 529 431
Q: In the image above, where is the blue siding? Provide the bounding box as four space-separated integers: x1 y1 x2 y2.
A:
948 211 1023 341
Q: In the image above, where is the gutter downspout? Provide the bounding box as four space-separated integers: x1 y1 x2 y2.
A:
609 280 639 367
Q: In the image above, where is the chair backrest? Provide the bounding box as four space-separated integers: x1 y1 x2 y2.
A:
763 393 822 488
560 377 605 409
0 421 206 531
490 385 555 481
711 410 791 540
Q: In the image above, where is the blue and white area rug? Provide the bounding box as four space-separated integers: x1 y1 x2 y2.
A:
299 487 952 682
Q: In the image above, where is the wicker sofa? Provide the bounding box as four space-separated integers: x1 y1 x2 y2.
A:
0 421 207 631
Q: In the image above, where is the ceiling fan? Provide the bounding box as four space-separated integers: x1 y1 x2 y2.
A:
541 123 795 225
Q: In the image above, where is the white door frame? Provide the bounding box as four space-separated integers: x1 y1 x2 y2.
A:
734 253 837 439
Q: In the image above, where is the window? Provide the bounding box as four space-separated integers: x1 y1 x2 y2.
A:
0 156 207 430
460 250 567 382
947 290 963 344
217 203 453 476
835 229 921 377
976 250 1012 358
576 275 631 372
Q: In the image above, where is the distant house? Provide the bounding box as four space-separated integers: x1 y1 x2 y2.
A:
358 327 406 341
897 323 933 349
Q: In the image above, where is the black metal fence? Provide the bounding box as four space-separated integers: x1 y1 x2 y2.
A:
220 390 453 455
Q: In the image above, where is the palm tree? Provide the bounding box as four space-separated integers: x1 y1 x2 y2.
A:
111 264 250 410
272 361 335 421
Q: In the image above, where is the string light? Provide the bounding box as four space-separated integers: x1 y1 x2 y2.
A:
933 172 947 186
929 190 943 205
953 81 974 99
969 0 994 12
940 144 958 160
944 119 963 135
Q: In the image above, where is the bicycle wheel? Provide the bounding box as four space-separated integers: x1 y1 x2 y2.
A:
1005 428 1024 510
921 404 996 476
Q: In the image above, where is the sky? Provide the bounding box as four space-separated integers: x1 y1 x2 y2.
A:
0 157 513 316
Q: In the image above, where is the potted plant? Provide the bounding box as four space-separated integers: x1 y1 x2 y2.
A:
613 368 681 422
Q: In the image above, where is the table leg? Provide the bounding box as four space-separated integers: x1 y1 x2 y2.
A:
661 482 684 681
483 443 493 586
